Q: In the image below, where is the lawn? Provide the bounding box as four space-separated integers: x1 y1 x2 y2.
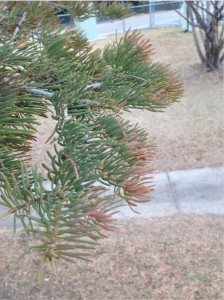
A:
0 216 223 299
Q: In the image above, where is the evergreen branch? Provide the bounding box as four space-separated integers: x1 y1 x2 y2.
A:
7 200 33 214
2 80 101 106
62 154 79 179
45 128 57 144
84 82 102 91
0 2 184 275
11 12 27 41
79 99 100 106
24 88 101 106
117 74 147 82
25 88 54 98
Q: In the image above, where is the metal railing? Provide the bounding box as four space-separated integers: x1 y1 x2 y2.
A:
97 1 183 36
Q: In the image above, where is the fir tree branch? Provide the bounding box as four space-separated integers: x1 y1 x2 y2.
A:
11 12 27 41
45 128 57 144
25 88 54 98
62 154 79 179
84 82 102 91
79 99 100 106
9 200 32 213
25 88 100 106
2 79 101 107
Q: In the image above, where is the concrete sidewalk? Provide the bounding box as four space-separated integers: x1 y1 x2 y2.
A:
0 167 223 228
97 11 181 37
116 167 224 218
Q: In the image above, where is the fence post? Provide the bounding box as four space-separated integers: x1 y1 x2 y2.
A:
148 0 154 28
181 1 192 32
122 18 126 32
121 0 126 32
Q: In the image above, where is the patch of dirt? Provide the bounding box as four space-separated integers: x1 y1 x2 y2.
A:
0 215 223 300
30 27 224 174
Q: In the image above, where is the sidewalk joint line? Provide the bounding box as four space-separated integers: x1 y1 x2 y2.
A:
166 172 179 213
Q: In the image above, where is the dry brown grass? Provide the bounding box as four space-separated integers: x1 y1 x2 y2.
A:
0 215 223 300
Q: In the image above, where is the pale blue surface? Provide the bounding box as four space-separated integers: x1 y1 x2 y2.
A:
76 17 98 41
